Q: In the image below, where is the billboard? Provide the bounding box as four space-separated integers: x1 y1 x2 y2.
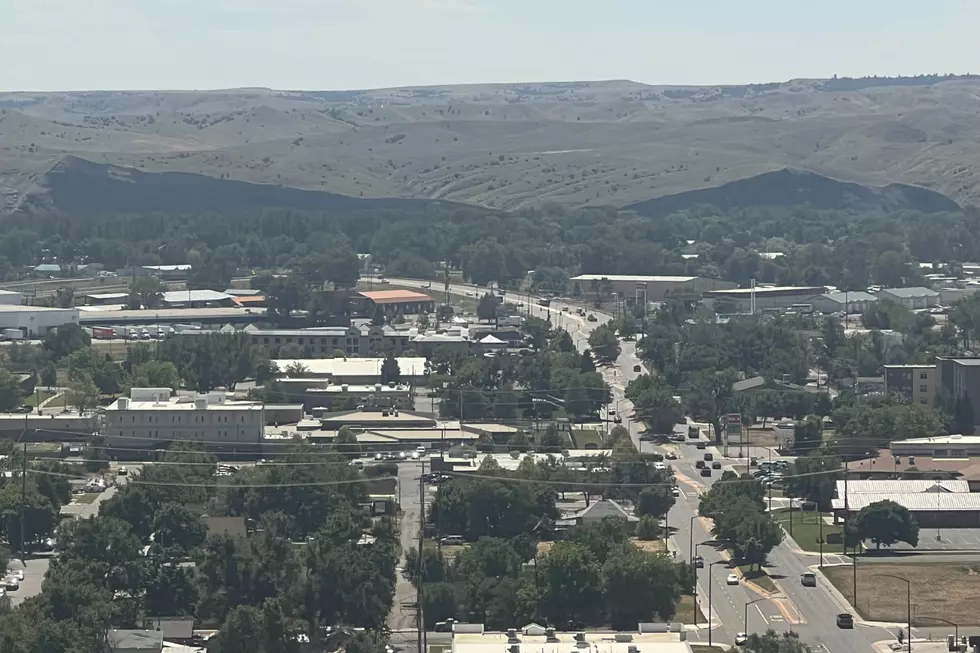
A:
725 413 744 444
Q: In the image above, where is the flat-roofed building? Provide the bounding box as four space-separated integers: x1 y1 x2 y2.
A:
83 292 131 306
359 289 435 315
0 305 80 337
272 357 428 385
831 479 980 528
883 364 938 405
569 274 736 302
937 357 980 432
702 285 827 313
809 290 879 314
161 290 234 308
891 434 980 458
451 624 692 653
0 290 23 306
104 388 264 451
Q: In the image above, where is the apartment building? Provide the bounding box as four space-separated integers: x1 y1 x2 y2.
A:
104 388 264 451
883 364 939 405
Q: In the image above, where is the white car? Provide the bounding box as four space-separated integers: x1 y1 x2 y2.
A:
735 632 748 646
726 573 739 586
3 577 18 591
671 486 680 497
410 451 420 460
654 462 667 471
11 569 23 581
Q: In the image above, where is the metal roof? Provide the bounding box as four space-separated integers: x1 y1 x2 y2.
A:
835 479 970 495
569 274 697 283
359 290 433 304
880 287 940 298
833 493 980 512
162 290 232 303
821 291 879 303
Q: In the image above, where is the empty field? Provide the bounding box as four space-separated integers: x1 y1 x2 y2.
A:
823 563 980 626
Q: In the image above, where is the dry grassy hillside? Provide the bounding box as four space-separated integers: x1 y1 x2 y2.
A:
2 76 980 214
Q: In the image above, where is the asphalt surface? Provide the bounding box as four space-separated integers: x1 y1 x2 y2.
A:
388 277 906 651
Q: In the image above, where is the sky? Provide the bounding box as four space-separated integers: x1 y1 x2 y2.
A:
3 0 980 91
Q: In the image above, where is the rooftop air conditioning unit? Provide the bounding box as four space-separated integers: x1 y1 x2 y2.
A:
506 629 520 644
545 629 558 643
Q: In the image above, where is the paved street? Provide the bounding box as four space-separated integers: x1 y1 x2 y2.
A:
389 277 907 650
389 461 424 632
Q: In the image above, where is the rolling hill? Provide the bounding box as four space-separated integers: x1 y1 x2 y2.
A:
2 75 979 215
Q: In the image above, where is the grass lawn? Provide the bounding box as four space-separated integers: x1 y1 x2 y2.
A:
675 593 706 625
690 646 726 653
824 562 980 626
43 392 69 408
739 565 778 593
771 509 847 553
24 389 55 407
571 428 604 448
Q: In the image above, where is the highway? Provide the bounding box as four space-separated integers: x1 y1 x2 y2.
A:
388 277 897 651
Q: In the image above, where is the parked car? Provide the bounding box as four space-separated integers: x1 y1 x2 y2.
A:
434 619 456 633
695 460 705 469
734 632 748 646
801 572 817 587
654 462 667 471
711 461 722 469
726 573 739 586
3 577 18 591
665 451 677 460
587 314 597 322
700 468 711 477
836 613 854 629
440 535 464 546
633 364 641 373
703 453 713 461
613 416 622 423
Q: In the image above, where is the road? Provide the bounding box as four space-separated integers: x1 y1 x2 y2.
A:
389 461 425 633
389 278 900 650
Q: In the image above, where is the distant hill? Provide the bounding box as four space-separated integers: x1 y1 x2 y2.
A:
624 168 960 217
3 75 980 214
17 156 459 215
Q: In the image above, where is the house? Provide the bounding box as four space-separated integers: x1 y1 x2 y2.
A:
32 263 64 277
731 375 805 394
573 498 639 526
878 287 940 310
146 616 195 643
108 629 164 653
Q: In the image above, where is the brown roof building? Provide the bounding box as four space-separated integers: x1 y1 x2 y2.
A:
359 290 434 315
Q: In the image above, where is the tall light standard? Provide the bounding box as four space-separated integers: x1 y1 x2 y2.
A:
690 538 712 627
872 574 912 652
744 597 768 636
915 616 958 648
707 560 727 647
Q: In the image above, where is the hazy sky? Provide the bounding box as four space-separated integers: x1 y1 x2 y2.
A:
4 0 980 91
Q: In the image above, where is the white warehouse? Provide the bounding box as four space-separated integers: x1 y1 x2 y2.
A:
0 305 79 338
0 290 23 306
104 388 265 451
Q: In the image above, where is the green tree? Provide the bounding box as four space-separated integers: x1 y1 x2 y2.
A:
40 361 58 387
518 541 601 626
743 630 814 653
854 500 920 550
786 452 841 511
588 324 621 362
380 355 401 385
635 486 674 520
128 275 165 309
67 372 100 412
0 368 23 412
627 374 683 434
733 510 783 571
602 548 682 628
43 323 91 361
685 369 737 444
151 502 208 557
477 293 500 322
0 481 58 551
792 415 822 453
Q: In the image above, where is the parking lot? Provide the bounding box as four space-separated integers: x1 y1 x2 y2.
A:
886 527 980 551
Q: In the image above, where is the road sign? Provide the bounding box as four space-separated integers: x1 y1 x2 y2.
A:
725 412 744 444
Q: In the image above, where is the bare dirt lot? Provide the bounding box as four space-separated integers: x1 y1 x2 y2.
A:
824 562 980 626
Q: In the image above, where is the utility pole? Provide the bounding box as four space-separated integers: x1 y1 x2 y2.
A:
417 469 426 653
20 412 28 563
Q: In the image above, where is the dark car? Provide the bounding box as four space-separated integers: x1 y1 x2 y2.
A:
700 468 712 477
695 460 705 469
434 619 457 633
696 442 707 450
836 613 854 629
712 461 722 469
693 555 704 568
703 453 714 461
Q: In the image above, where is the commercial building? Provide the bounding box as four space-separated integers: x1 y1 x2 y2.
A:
569 274 736 302
0 413 97 441
878 287 941 310
451 623 691 653
104 388 265 451
702 285 827 313
237 325 414 357
938 357 980 431
161 290 235 308
281 381 412 411
831 479 980 528
0 290 23 306
883 364 939 405
890 434 980 459
117 264 192 281
0 305 80 337
809 290 879 315
273 356 428 385
358 289 435 315
107 629 163 653
83 292 131 306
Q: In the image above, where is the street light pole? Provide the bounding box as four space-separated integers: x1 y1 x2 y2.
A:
744 597 768 636
707 560 726 647
916 616 957 648
873 574 912 652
